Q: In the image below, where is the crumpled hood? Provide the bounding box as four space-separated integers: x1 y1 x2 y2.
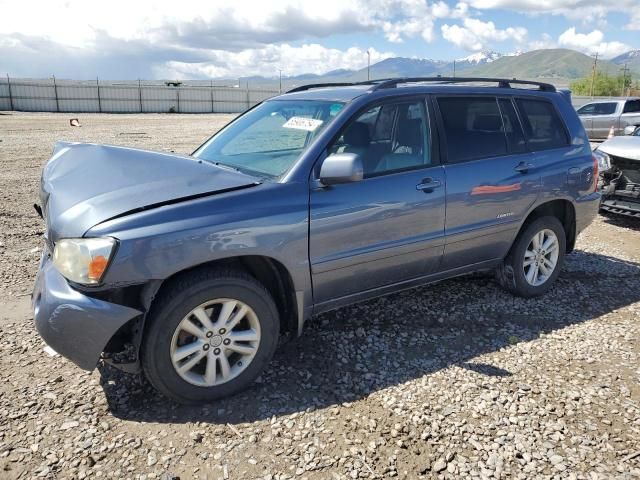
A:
40 141 260 241
598 136 640 161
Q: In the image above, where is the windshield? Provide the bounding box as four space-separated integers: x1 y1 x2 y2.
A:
194 100 345 178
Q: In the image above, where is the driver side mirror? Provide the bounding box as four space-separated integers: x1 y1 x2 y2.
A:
319 153 364 185
624 125 638 136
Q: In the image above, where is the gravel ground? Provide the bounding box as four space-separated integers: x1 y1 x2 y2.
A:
0 112 639 480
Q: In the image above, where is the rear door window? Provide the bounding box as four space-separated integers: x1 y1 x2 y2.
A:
623 100 640 113
437 96 508 163
515 98 569 151
498 98 527 154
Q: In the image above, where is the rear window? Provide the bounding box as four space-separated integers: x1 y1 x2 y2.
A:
515 99 569 151
437 96 508 163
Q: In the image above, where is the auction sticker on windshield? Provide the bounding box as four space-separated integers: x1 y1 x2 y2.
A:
282 117 324 131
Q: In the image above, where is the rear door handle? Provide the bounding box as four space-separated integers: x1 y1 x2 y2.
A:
514 161 533 173
416 178 442 192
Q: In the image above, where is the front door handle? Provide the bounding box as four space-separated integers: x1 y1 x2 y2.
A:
416 178 442 192
514 161 533 173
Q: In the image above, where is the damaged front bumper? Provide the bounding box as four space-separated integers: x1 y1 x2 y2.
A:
599 155 640 218
32 250 142 370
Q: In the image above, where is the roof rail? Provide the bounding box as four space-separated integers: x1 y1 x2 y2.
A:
371 77 556 92
286 82 365 93
285 78 400 93
285 77 556 94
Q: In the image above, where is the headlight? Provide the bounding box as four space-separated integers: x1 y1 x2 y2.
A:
593 149 611 172
52 238 116 285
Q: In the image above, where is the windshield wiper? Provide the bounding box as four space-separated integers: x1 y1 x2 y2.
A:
209 160 273 180
211 161 242 173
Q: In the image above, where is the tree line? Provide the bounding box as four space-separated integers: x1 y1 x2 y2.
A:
570 70 639 97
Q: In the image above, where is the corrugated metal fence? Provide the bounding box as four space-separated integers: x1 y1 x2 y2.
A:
0 78 627 113
0 78 279 113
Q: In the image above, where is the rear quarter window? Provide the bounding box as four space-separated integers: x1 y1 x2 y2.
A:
515 98 569 151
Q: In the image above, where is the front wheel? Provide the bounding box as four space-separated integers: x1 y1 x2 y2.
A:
496 216 566 298
141 269 279 404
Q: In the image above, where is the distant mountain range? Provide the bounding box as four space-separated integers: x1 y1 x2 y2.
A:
239 48 639 89
612 50 640 71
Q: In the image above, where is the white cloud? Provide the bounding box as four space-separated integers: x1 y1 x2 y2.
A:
558 27 603 48
156 44 394 78
0 0 473 49
0 0 635 79
528 33 556 51
0 0 375 50
467 0 639 28
0 0 469 77
431 1 470 18
558 27 631 59
627 11 640 30
441 18 527 51
382 19 435 43
372 0 469 44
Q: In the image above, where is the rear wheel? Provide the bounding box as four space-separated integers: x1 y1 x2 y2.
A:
496 216 566 297
141 269 279 404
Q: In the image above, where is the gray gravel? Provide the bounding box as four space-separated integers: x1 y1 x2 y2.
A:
0 112 639 480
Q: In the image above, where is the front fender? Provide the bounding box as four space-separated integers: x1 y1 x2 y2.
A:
86 181 312 307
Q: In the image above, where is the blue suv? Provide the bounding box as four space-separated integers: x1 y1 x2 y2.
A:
32 77 600 403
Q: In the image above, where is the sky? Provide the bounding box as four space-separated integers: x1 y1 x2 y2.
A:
0 0 638 80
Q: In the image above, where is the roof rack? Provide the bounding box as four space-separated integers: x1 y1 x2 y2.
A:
286 77 556 94
286 82 370 93
371 77 556 92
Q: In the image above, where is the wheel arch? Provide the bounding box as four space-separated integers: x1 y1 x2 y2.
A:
152 255 299 336
103 255 299 369
518 199 576 253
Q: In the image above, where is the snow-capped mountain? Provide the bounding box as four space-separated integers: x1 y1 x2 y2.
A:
611 50 640 74
457 51 503 65
612 50 640 64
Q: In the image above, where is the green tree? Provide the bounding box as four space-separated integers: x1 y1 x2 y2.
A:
569 71 633 96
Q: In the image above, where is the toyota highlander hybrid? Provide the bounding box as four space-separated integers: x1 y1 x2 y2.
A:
32 77 600 403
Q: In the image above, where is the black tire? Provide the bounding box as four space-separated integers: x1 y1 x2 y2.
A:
496 216 566 298
141 268 279 404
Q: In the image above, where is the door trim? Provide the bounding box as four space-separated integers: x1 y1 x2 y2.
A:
312 232 444 274
312 258 501 315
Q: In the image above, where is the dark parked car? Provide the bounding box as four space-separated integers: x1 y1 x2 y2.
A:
33 77 600 403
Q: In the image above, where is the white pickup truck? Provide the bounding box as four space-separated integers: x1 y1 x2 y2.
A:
577 98 640 140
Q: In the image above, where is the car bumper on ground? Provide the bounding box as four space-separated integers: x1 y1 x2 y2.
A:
600 197 640 218
32 252 142 370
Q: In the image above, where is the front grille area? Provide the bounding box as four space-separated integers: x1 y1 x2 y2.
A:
607 154 640 199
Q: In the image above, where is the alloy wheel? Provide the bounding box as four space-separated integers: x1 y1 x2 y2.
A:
170 298 261 387
523 228 559 287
